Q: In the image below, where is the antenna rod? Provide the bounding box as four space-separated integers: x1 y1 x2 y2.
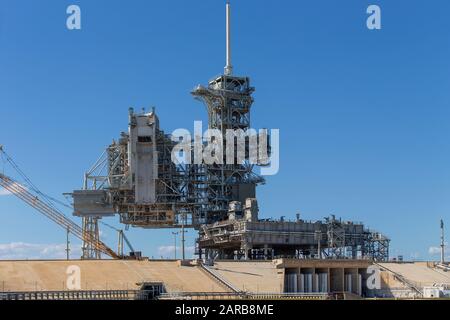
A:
66 226 70 260
441 219 445 264
224 0 233 75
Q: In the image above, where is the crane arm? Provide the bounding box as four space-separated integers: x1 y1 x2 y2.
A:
100 221 135 253
0 172 120 259
122 232 135 253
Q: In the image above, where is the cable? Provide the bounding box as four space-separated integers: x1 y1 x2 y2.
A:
0 147 120 258
99 221 135 252
0 148 69 212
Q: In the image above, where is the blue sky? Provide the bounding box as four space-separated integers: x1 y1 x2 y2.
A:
0 0 449 261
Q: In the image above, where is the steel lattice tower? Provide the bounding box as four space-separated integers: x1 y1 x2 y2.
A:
191 1 264 224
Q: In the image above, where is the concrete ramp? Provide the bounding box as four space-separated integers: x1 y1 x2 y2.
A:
0 260 229 293
210 261 283 293
379 262 450 287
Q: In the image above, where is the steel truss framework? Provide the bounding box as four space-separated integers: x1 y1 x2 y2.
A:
0 172 119 259
81 75 267 230
191 75 265 224
82 112 197 229
197 216 390 262
81 216 101 259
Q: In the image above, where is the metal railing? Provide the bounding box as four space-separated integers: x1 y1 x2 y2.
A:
248 292 331 300
374 262 423 296
159 292 332 300
0 289 154 301
198 263 241 293
0 289 343 301
159 292 244 300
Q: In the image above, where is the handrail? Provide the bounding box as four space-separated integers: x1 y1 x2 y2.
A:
374 262 423 296
0 289 154 300
159 291 331 300
198 263 240 293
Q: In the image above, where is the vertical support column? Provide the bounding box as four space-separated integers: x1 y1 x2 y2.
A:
351 268 358 294
312 267 317 293
94 218 100 259
118 230 124 257
330 268 344 293
327 268 331 294
66 226 70 260
172 231 178 260
181 213 186 260
81 216 101 260
242 238 251 260
297 267 301 293
357 268 364 296
441 219 445 264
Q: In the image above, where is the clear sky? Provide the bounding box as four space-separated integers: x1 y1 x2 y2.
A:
0 0 449 261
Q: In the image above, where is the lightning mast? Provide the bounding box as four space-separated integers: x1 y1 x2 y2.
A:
192 0 264 225
224 0 233 76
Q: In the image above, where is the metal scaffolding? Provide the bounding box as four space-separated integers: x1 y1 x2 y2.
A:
197 215 390 262
81 216 101 260
73 108 198 230
191 75 265 225
68 0 390 263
